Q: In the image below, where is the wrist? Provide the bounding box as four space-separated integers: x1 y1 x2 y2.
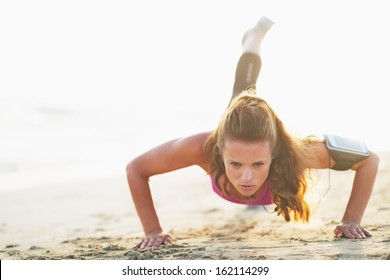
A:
340 217 361 225
145 228 163 237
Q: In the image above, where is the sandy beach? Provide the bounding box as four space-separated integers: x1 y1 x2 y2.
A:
1 152 389 260
2 0 390 268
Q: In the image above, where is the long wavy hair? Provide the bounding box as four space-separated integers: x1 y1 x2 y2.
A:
203 90 318 222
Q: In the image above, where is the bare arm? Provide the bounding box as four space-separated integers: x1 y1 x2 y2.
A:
126 132 210 248
307 142 380 239
334 151 380 239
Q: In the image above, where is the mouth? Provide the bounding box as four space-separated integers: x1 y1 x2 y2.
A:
239 185 256 192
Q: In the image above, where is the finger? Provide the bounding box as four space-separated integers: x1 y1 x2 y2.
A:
344 230 356 239
135 237 151 249
337 226 356 239
355 226 372 239
334 228 344 238
354 228 365 239
362 227 372 238
163 236 173 245
145 237 158 248
349 225 368 239
133 241 142 249
150 235 167 248
140 238 152 249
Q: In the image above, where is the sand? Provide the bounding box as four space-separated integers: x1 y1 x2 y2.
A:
1 153 389 260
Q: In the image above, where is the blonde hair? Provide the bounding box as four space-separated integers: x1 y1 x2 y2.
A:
204 90 316 222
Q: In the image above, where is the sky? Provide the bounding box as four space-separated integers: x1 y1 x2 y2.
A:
1 0 390 156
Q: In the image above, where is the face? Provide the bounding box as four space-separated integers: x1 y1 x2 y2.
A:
222 139 272 197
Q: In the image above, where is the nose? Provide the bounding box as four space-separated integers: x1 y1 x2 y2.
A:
241 168 253 183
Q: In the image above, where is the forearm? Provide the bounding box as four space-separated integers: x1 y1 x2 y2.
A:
125 133 209 239
341 152 379 224
127 170 163 236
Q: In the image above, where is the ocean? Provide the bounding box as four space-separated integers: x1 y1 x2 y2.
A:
0 85 225 193
1 1 390 193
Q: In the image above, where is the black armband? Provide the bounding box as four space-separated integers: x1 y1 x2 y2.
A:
324 134 370 171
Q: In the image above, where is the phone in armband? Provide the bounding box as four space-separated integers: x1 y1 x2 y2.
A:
324 134 370 171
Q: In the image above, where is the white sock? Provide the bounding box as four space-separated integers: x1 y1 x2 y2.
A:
242 16 274 55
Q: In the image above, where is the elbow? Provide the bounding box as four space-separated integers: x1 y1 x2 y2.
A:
126 159 136 177
126 159 140 184
126 158 149 184
353 151 380 172
359 151 380 173
369 151 380 170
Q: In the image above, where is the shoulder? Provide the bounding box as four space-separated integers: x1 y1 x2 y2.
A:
187 131 211 156
175 132 211 168
175 132 210 150
298 136 334 169
128 132 212 178
150 132 210 162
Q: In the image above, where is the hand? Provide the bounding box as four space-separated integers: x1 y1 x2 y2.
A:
334 221 372 239
134 232 173 249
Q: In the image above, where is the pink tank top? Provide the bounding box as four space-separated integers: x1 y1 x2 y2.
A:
211 176 273 205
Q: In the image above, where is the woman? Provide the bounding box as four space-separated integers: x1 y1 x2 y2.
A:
126 16 380 249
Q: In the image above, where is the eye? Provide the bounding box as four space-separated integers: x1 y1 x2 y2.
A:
253 162 265 167
229 161 241 167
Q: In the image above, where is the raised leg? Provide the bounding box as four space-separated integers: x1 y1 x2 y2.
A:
231 16 274 99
